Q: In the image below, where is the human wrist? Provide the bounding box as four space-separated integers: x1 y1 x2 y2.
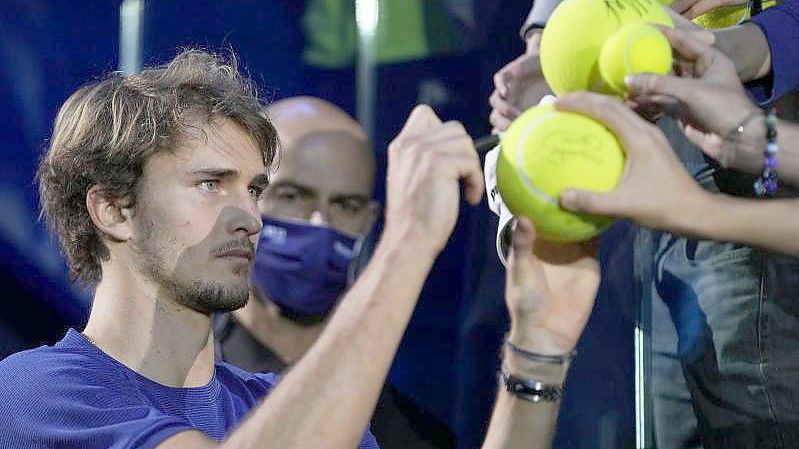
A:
714 24 770 82
664 188 717 238
723 109 767 175
524 28 543 53
507 326 575 359
502 345 570 385
377 223 439 265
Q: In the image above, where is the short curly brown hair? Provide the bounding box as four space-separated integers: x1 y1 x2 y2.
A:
37 49 278 286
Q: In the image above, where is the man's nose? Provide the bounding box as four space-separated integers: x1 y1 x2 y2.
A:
308 208 331 227
226 194 262 236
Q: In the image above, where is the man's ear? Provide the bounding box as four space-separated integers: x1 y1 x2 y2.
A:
86 185 133 242
361 200 381 235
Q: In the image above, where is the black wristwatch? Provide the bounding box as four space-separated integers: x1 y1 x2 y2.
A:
500 367 563 403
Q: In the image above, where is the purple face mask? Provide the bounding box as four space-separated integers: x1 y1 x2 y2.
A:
251 214 359 320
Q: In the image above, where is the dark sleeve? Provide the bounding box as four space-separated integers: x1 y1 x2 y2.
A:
746 0 799 106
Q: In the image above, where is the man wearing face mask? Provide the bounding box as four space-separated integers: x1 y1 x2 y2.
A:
215 96 456 449
214 96 378 374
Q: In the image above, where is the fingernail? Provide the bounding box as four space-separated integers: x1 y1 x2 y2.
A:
560 190 576 208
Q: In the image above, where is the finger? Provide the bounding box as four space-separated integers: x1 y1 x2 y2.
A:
489 90 521 118
420 121 485 205
625 73 698 105
489 109 513 133
555 92 652 146
681 0 723 17
682 124 725 161
666 7 700 30
560 188 623 216
494 68 512 98
509 217 545 284
684 0 744 19
658 26 715 66
669 0 696 14
461 156 486 205
395 104 442 144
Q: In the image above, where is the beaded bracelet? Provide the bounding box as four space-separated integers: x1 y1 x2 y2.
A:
753 110 779 197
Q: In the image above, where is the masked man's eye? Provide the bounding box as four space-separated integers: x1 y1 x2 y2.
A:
275 188 302 203
334 200 365 214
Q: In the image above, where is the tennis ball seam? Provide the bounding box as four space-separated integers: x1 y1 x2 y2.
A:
515 112 559 207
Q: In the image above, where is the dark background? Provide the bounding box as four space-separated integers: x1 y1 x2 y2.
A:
0 2 636 448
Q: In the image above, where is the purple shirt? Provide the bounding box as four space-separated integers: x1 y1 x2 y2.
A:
747 0 799 106
0 329 379 449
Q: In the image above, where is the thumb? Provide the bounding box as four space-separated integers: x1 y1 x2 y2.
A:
625 73 698 105
509 217 545 287
560 189 618 216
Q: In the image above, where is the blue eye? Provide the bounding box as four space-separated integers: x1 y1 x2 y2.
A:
199 180 219 192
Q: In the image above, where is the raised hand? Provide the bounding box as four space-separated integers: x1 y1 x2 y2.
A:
384 105 484 255
557 92 708 234
489 33 553 133
625 26 764 172
504 217 600 356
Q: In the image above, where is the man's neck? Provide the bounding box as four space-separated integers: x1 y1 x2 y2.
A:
82 265 216 388
232 296 325 365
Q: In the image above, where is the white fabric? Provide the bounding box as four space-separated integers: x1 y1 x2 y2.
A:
484 95 556 267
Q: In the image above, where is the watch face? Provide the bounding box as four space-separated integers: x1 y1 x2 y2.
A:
500 368 563 402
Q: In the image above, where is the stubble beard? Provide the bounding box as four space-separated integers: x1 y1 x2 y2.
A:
130 215 250 315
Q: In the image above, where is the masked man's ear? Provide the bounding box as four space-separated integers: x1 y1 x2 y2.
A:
363 200 381 235
86 185 134 242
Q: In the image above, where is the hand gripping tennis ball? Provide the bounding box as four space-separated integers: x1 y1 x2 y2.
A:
496 104 625 242
540 0 673 96
599 22 673 94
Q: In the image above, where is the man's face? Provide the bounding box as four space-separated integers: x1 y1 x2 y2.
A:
260 131 376 236
128 118 269 314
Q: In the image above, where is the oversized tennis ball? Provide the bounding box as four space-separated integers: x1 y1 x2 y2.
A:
496 104 625 243
599 23 673 94
540 0 673 96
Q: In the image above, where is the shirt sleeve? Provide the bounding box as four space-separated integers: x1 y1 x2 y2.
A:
0 370 196 449
746 0 799 106
520 0 564 39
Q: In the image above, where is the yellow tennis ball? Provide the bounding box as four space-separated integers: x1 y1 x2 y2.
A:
540 0 673 95
599 23 673 94
496 104 625 243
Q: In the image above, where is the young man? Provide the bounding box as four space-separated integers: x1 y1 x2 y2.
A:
0 49 600 449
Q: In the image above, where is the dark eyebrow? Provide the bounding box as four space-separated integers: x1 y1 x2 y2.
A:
186 168 238 179
268 180 371 203
268 180 315 196
331 194 371 205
